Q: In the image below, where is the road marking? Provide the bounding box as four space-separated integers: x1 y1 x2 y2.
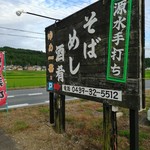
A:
8 95 15 98
8 103 29 109
28 93 43 96
11 94 29 97
7 93 43 98
66 97 79 100
44 98 79 102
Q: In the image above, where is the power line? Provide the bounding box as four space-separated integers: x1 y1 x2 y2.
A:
0 33 44 40
0 26 44 35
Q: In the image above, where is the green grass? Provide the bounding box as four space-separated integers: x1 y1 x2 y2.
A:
118 130 130 139
145 70 150 79
13 120 29 132
4 70 46 89
39 107 49 114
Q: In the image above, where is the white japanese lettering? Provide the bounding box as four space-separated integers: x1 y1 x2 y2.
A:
68 29 80 50
114 0 127 16
55 44 65 62
83 11 98 34
113 16 126 31
111 63 121 76
69 57 80 75
112 31 124 46
83 37 101 59
111 47 124 61
56 65 65 82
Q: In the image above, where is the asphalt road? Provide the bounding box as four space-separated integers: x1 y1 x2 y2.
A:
145 80 150 89
0 88 77 110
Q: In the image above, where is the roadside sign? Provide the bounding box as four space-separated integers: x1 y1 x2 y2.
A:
45 0 145 109
0 52 7 106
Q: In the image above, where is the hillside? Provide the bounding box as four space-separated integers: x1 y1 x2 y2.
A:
0 46 46 66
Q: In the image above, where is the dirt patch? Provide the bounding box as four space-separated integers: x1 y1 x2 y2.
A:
0 129 18 150
0 100 150 150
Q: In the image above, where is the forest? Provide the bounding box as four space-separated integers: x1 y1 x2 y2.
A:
0 46 46 66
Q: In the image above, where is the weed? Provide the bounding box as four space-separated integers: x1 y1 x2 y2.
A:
96 108 103 112
139 132 150 141
39 107 49 114
66 116 75 124
91 119 103 129
118 130 129 139
76 121 86 129
13 120 29 132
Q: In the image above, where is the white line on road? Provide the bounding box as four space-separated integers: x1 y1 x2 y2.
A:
28 93 43 96
8 96 15 98
7 103 29 109
66 97 79 100
7 93 43 98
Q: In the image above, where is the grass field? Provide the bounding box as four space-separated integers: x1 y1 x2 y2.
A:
3 70 150 90
4 70 46 89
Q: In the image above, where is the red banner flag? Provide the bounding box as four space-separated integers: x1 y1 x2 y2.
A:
0 90 7 106
0 52 4 74
0 52 7 106
0 75 7 105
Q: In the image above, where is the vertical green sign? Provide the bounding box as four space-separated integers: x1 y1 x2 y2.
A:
107 0 132 83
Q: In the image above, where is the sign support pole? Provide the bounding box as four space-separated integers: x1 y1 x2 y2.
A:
60 94 65 132
54 93 65 133
129 109 139 150
103 104 118 150
103 103 112 150
49 92 54 124
111 106 118 150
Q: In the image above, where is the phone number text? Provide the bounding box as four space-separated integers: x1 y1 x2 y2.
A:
62 85 122 101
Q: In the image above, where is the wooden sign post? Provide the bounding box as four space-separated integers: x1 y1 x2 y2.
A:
54 93 65 133
49 92 54 124
130 109 139 150
103 103 112 150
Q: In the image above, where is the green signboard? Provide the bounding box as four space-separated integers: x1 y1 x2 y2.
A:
107 0 132 83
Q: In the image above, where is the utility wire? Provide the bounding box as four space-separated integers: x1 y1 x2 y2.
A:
0 26 44 35
0 33 44 40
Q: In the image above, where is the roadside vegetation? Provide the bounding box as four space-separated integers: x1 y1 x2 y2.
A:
0 96 150 150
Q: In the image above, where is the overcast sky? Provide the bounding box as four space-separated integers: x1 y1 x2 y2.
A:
0 0 150 57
